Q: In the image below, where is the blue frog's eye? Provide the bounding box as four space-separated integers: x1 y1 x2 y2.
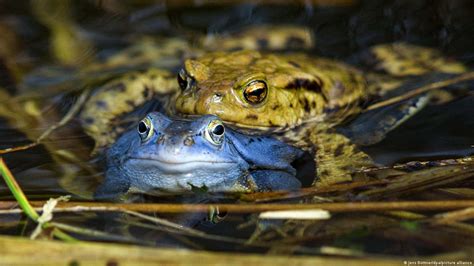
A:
205 119 225 145
137 116 154 142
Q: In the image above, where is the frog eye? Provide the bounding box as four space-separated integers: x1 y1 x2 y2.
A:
243 80 267 104
137 116 154 142
177 69 190 90
205 119 225 145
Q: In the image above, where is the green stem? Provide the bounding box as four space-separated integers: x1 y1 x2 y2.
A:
0 158 39 220
0 157 77 242
51 227 80 242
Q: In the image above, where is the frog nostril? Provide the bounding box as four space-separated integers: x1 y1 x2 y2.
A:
212 92 223 103
156 135 165 144
183 136 195 146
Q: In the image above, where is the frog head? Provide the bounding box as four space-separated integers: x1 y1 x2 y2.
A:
175 50 334 129
108 112 252 194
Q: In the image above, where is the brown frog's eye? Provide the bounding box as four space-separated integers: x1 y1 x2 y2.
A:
243 80 267 104
177 69 189 90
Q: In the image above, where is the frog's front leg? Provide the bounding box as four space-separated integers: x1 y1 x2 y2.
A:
309 128 374 187
94 166 131 201
79 68 178 151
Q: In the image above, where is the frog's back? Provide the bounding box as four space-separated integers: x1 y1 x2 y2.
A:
279 53 368 123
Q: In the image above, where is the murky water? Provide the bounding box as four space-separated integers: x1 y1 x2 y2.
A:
0 0 473 258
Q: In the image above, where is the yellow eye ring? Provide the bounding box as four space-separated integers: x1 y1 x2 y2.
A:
243 80 267 105
205 119 225 145
137 116 154 142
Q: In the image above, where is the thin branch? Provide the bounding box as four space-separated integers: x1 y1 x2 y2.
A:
1 200 473 214
0 143 39 155
37 90 90 143
365 71 474 111
0 89 90 155
360 156 474 173
0 158 77 241
431 207 474 225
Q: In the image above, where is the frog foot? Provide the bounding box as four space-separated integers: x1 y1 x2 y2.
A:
310 129 374 187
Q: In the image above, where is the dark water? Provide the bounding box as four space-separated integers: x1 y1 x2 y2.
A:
0 0 473 257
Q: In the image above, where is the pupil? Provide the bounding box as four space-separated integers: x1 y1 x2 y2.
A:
244 81 267 104
212 124 224 135
138 121 148 134
249 88 263 98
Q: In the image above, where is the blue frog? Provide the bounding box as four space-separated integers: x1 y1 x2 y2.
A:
96 112 303 199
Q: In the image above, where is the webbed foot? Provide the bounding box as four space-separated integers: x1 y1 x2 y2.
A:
309 129 374 187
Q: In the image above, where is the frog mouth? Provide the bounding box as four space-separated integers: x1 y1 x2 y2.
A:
127 157 237 173
178 114 290 133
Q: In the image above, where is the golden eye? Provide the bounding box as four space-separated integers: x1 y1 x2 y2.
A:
137 116 154 142
205 119 225 145
243 80 267 104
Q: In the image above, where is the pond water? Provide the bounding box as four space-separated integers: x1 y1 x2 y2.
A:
0 0 473 258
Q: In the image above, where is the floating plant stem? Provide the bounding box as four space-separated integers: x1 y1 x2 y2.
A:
0 158 39 221
0 157 77 242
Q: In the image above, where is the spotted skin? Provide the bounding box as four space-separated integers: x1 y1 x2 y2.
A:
359 43 467 77
79 69 177 151
77 29 468 187
174 50 374 185
176 51 367 129
268 122 373 185
78 25 318 151
173 46 469 186
200 25 314 52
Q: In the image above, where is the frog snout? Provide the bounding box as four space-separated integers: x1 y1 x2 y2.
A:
155 135 166 145
167 135 194 147
155 134 195 155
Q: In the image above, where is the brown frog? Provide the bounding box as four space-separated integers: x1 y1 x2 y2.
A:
172 45 468 186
